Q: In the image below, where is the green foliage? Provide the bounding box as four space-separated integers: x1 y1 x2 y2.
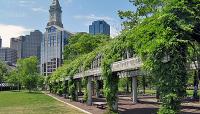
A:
51 82 58 94
63 81 68 95
56 81 63 96
23 74 39 91
101 37 128 112
37 76 45 89
17 56 38 75
48 1 200 114
158 94 180 114
9 56 43 92
68 77 76 101
64 33 110 61
6 70 21 86
49 33 111 97
51 33 132 112
118 77 131 93
82 78 88 102
119 0 200 113
104 110 118 114
0 61 9 83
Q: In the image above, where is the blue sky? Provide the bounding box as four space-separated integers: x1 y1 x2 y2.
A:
0 0 135 47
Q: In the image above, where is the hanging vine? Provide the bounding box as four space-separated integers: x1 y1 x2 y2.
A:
68 76 76 101
82 77 88 102
101 37 129 113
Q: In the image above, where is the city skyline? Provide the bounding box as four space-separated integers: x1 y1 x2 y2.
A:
0 0 134 47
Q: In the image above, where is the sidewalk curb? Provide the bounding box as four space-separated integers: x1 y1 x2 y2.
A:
43 92 92 114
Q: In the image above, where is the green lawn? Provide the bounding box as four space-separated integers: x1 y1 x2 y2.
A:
186 90 200 97
0 91 84 114
138 89 200 97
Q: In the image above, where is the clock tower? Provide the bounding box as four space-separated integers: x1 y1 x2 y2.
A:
41 0 72 76
47 0 63 28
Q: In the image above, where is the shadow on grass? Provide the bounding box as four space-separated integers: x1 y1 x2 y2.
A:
10 90 21 92
25 91 43 94
8 90 43 94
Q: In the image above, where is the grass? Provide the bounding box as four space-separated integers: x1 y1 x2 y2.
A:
186 90 200 97
0 91 84 114
137 89 200 97
143 89 200 97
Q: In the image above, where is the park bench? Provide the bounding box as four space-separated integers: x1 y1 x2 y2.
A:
93 102 107 109
68 95 72 101
79 98 84 103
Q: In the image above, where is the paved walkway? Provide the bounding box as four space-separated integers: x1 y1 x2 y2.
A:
45 92 200 114
46 93 106 114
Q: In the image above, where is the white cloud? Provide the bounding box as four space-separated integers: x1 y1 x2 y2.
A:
63 0 73 6
18 0 35 7
19 0 35 4
110 26 120 38
31 7 47 12
0 24 32 47
66 0 73 3
74 14 114 21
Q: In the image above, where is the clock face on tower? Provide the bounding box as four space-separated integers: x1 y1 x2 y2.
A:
50 13 55 21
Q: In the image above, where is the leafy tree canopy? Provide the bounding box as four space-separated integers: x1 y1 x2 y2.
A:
8 56 42 92
0 61 9 83
64 33 110 61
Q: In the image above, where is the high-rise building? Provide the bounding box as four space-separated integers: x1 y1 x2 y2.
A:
40 0 72 76
10 30 42 59
0 48 17 65
89 20 110 36
21 30 42 58
10 37 23 58
0 36 2 48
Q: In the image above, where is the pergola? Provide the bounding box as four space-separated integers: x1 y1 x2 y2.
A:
54 51 199 110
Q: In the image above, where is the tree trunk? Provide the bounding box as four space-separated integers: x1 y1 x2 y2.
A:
193 70 199 99
126 82 129 93
142 75 146 94
156 88 160 102
0 81 2 92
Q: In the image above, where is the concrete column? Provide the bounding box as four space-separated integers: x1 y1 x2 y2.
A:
65 80 69 98
92 81 95 96
75 80 78 101
87 77 92 106
132 76 137 104
63 81 66 98
96 80 100 98
113 94 118 111
78 80 82 93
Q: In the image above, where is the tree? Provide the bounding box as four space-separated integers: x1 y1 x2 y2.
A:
16 56 42 92
6 70 22 91
119 0 200 113
0 61 8 91
0 61 8 82
64 33 110 61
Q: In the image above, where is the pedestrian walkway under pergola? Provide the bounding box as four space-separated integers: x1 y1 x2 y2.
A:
53 52 199 111
62 54 142 106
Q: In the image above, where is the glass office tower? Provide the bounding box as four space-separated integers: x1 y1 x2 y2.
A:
89 20 110 36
